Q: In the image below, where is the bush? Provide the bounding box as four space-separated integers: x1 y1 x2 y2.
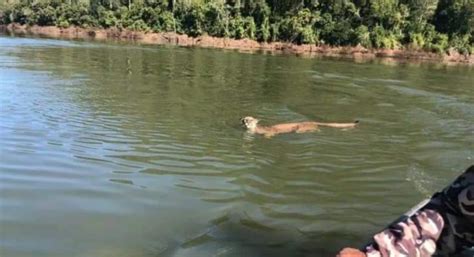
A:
354 25 371 48
140 6 159 27
114 6 130 29
243 16 256 40
229 15 256 40
120 4 156 30
270 21 279 42
0 4 14 25
96 6 118 28
202 1 229 37
326 19 354 45
408 32 426 49
428 33 449 53
9 4 31 25
35 5 56 26
22 1 57 26
449 34 473 55
258 16 270 42
57 20 69 28
178 4 205 37
279 8 319 44
246 0 270 28
128 19 150 32
371 25 402 49
153 11 176 32
55 3 93 28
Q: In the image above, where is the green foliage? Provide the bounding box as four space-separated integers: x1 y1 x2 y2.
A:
428 33 449 53
8 4 30 25
316 0 361 46
408 32 426 49
113 6 130 28
0 5 10 25
449 34 473 55
119 4 155 30
354 25 371 48
153 11 176 32
178 3 205 36
279 8 319 44
27 1 57 26
433 0 474 37
55 3 95 28
371 24 402 49
229 14 256 39
258 16 270 42
244 16 257 39
0 0 471 55
57 20 70 28
405 0 438 22
128 19 151 31
229 14 245 39
202 1 229 37
269 21 279 42
96 6 118 28
368 0 401 25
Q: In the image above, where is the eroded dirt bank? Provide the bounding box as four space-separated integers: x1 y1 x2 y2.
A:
1 23 472 65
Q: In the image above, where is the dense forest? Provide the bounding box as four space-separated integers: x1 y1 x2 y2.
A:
0 0 473 54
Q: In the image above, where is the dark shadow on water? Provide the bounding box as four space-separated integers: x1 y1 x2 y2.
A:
159 216 474 257
159 212 369 257
156 210 474 257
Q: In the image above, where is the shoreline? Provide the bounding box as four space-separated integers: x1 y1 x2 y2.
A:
1 23 473 65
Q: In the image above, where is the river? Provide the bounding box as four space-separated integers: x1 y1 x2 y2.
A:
0 35 473 257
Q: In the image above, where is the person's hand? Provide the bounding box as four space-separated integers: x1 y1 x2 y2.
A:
336 247 366 257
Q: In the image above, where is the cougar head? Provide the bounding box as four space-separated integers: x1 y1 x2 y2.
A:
240 116 259 131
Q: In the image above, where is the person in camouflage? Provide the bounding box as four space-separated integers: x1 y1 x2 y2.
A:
337 165 474 257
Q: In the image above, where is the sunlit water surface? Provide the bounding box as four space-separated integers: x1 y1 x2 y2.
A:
0 35 473 257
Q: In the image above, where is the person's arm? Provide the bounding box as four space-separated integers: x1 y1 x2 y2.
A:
337 209 444 257
338 165 474 257
364 209 444 257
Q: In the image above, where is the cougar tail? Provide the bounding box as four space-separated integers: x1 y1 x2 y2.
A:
315 120 359 128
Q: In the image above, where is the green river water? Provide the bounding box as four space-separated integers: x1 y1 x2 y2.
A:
0 35 473 257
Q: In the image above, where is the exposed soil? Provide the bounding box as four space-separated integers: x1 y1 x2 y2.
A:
1 23 473 65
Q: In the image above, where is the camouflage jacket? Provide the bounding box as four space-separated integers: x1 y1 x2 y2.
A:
364 165 474 257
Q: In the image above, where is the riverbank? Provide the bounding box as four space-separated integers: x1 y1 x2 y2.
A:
1 23 473 65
